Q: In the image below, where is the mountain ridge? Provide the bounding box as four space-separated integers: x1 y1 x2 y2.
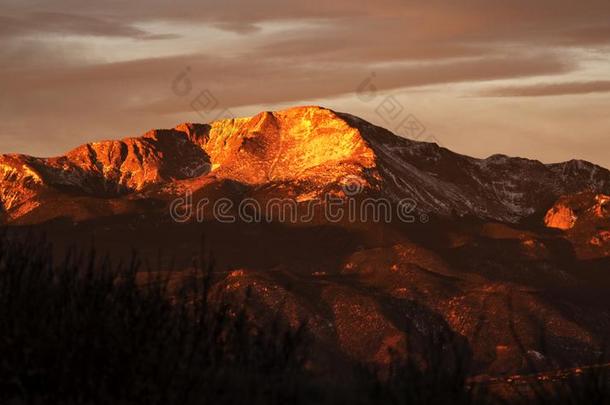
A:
1 105 609 224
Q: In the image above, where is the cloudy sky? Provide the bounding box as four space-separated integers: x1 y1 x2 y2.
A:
1 0 610 168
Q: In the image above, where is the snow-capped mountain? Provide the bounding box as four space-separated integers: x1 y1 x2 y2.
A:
2 106 609 224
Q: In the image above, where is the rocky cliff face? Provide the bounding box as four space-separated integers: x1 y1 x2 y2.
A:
2 106 609 225
545 204 578 230
0 129 211 221
544 191 610 258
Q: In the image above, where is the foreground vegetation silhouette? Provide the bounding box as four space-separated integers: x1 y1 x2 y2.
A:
0 233 608 404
